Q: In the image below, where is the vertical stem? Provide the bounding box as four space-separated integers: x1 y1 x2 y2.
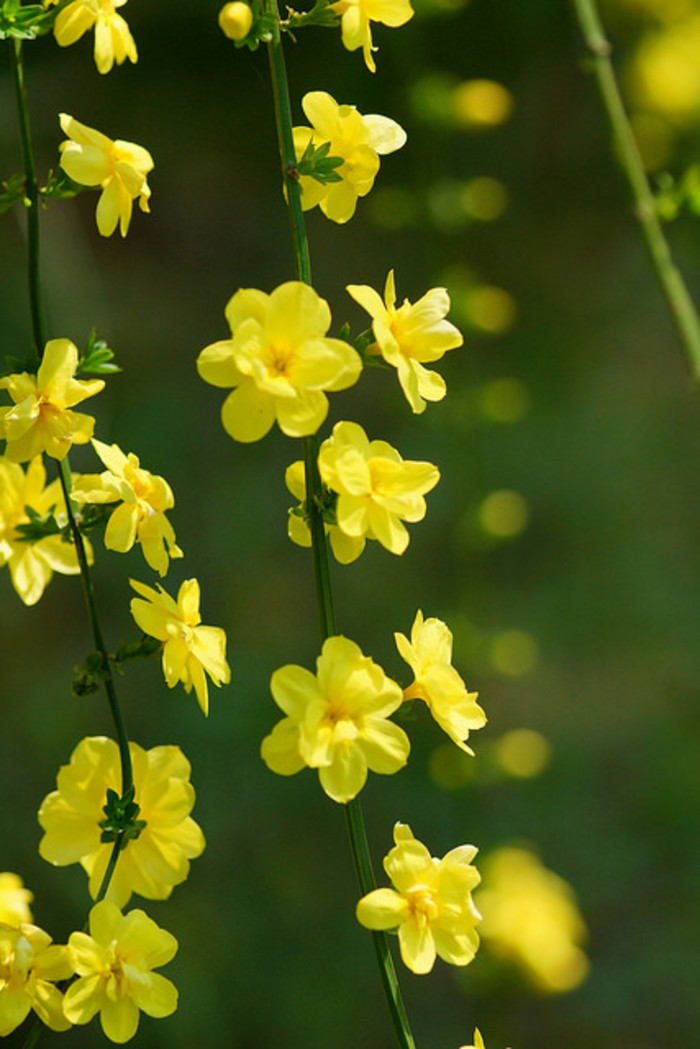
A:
263 8 417 1048
571 0 700 384
8 38 44 354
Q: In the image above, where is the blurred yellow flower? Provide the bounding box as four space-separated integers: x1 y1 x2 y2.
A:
0 456 86 605
46 0 137 74
38 736 205 907
0 339 103 462
63 900 177 1043
331 0 414 72
0 874 33 927
0 922 72 1036
347 269 463 413
476 847 589 993
218 1 253 40
197 281 361 442
129 578 230 715
318 420 439 555
459 1030 486 1049
395 610 486 752
293 91 406 223
261 635 409 803
72 439 183 577
59 113 153 237
284 459 364 564
356 822 481 974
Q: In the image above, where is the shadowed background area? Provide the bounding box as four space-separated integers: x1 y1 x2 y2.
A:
1 0 699 1047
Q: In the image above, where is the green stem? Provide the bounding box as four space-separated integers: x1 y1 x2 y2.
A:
572 0 700 384
8 38 44 354
263 8 416 1048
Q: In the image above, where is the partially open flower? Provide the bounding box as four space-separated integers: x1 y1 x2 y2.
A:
331 0 414 72
46 0 137 74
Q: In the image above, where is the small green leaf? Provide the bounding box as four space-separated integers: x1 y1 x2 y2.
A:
76 329 121 376
0 173 26 215
41 167 83 201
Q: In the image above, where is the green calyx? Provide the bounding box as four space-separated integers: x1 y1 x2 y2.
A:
99 786 147 849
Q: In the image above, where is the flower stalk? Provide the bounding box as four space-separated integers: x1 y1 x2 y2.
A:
572 0 700 385
263 4 417 1046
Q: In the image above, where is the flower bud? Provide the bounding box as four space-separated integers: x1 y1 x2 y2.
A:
218 2 254 41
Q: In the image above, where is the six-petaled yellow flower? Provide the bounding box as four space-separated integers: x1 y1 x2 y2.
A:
284 459 364 564
38 736 206 907
0 339 103 462
0 922 72 1036
293 91 406 223
318 420 439 555
63 900 177 1043
261 636 409 803
197 281 361 442
72 439 183 577
59 113 153 237
347 270 463 413
46 0 137 74
332 0 413 72
356 822 481 974
129 578 230 715
395 610 486 752
0 874 33 928
0 455 87 605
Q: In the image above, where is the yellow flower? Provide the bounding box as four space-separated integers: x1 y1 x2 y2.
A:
261 636 409 803
0 874 33 927
63 900 177 1043
129 578 230 715
347 270 463 413
0 339 104 462
284 459 365 564
293 91 406 223
0 455 87 605
395 610 486 753
318 420 439 555
46 0 137 75
475 847 589 993
38 736 206 908
197 281 361 442
58 113 153 237
218 1 253 40
356 822 481 974
459 1030 486 1049
72 439 183 577
0 922 72 1036
331 0 414 73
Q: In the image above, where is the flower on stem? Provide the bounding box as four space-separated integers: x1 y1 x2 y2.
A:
72 439 183 577
38 736 205 907
0 339 104 462
0 455 87 605
284 459 364 564
318 420 439 555
356 822 481 974
293 91 406 223
0 922 72 1036
331 0 414 73
129 578 230 715
63 899 177 1044
45 0 137 75
395 610 486 753
197 281 361 442
58 113 153 237
0 874 33 927
347 269 463 413
261 636 409 804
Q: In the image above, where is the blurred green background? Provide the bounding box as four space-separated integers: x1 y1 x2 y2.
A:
1 0 699 1047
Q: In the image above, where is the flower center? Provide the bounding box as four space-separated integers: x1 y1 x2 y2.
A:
406 885 439 926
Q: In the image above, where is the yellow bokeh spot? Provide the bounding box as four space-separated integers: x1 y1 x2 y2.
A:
452 80 514 128
460 176 508 220
477 846 590 993
428 743 476 790
478 490 529 538
630 15 700 124
494 729 551 778
489 630 539 676
480 377 531 422
462 286 517 334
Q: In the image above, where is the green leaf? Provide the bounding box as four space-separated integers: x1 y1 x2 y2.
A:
76 329 121 376
0 1 56 39
296 139 344 185
99 784 147 848
41 167 83 201
283 0 339 31
13 504 62 543
0 173 26 215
